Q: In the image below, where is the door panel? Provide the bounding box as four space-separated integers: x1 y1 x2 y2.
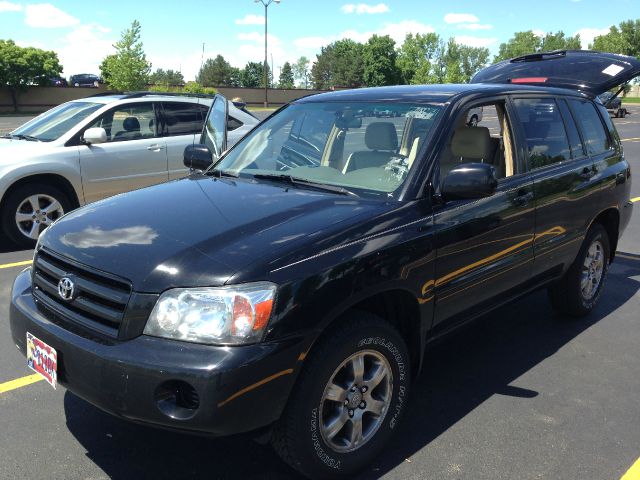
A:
79 102 168 203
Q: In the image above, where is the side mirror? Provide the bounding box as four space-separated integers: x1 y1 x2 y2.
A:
83 127 107 145
184 144 215 170
442 163 498 201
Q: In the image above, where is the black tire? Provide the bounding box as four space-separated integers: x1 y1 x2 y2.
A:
620 108 627 118
271 312 410 479
548 224 610 317
1 183 72 248
467 115 479 127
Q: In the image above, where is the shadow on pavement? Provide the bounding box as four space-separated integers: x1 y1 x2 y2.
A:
63 258 640 480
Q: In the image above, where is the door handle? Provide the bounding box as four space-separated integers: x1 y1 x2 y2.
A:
147 144 166 151
579 167 596 180
513 191 534 206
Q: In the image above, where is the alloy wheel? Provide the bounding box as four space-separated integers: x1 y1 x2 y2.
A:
15 194 64 240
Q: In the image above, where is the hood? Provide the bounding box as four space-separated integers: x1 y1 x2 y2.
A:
39 175 386 292
471 50 640 97
0 138 53 163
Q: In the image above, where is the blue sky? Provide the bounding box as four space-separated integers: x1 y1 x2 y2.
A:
0 0 634 81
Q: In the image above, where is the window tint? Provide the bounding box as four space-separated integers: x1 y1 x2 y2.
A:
569 99 611 155
87 102 157 142
557 100 585 159
227 116 243 131
513 98 570 169
202 97 226 157
162 102 208 136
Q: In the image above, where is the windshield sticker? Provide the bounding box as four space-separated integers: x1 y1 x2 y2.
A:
602 64 625 77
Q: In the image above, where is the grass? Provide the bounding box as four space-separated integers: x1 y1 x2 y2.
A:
622 97 640 104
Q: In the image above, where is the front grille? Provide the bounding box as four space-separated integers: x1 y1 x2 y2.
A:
32 249 132 338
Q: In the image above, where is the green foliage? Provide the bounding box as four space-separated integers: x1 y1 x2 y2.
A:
397 33 442 84
240 61 270 88
0 39 62 111
278 61 295 89
311 39 364 89
362 35 400 87
197 55 241 87
147 81 217 95
99 20 151 91
293 56 310 88
149 68 184 87
494 30 582 62
592 19 640 57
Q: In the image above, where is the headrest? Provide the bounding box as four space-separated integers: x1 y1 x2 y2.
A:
365 122 398 151
451 126 492 159
123 117 140 132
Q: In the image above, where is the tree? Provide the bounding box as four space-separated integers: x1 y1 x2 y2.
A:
149 68 184 87
397 33 442 84
592 19 640 57
362 35 400 87
0 40 62 112
240 61 268 88
293 56 310 88
494 30 582 62
458 44 490 82
99 20 151 91
197 55 240 87
311 40 364 89
278 61 295 89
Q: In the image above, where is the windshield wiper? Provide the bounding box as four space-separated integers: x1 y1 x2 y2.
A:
205 168 239 178
1 133 41 142
253 173 357 196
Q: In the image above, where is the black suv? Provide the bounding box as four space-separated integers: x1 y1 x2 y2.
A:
599 91 627 118
69 73 101 87
10 51 638 478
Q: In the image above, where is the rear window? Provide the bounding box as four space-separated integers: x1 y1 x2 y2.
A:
568 100 610 155
513 98 571 170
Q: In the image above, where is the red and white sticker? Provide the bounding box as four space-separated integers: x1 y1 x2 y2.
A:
26 332 57 389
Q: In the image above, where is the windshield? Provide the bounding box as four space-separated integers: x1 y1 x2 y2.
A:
214 101 443 198
12 101 103 142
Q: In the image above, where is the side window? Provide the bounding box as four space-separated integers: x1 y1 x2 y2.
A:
557 100 585 160
86 102 157 142
202 97 226 157
227 116 243 131
162 102 208 136
569 99 611 155
513 98 570 170
438 102 516 182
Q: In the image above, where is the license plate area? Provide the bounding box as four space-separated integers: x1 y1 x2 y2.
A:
26 332 57 389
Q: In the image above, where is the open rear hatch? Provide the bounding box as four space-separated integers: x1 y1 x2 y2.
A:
471 50 640 97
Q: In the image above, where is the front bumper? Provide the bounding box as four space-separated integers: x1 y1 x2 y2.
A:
10 268 308 436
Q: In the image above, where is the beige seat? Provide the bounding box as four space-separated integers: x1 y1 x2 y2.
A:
440 126 499 179
343 122 398 173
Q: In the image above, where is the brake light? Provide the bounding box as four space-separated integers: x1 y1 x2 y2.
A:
511 77 548 83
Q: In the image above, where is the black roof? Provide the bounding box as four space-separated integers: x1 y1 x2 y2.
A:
296 83 589 104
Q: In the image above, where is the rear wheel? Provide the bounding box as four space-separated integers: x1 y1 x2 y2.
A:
548 224 610 317
620 108 627 118
1 183 71 248
272 312 410 479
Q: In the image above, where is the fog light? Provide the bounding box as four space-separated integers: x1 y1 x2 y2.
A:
155 380 200 420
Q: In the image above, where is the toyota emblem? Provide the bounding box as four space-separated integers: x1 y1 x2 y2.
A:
57 277 75 301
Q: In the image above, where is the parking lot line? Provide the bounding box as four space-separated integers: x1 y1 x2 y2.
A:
621 456 640 480
621 137 640 142
0 374 43 394
0 260 32 270
631 197 640 203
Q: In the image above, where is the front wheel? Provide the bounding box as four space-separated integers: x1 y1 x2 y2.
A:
1 183 71 248
548 224 610 317
272 312 410 479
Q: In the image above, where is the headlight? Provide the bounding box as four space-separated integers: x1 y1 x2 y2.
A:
144 282 277 345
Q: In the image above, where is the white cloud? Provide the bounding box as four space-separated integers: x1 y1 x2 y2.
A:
455 35 499 48
444 13 479 24
0 1 22 12
341 3 389 14
56 23 114 76
25 3 79 28
235 14 265 25
574 27 610 49
293 36 330 50
459 23 493 31
532 29 545 38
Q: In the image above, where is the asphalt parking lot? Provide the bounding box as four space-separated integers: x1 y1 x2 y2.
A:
1 106 639 480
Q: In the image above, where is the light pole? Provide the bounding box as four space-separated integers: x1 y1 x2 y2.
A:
255 0 279 107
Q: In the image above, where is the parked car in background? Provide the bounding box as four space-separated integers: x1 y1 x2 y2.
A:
467 106 483 125
598 91 627 118
9 50 637 478
48 76 68 87
0 92 258 246
69 74 102 87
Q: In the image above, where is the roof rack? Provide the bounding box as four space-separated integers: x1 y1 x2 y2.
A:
87 91 124 97
120 91 217 100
